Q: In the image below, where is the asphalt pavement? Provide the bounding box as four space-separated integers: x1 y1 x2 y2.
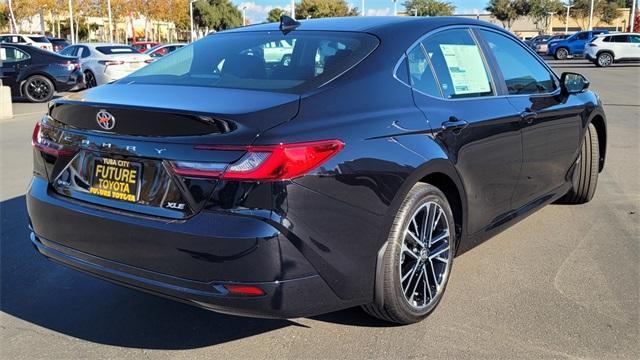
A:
1 60 638 359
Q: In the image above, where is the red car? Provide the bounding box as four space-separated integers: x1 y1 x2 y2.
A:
131 41 159 53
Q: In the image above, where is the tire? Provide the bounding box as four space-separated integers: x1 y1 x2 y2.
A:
84 70 97 88
362 183 456 324
280 54 292 67
596 52 613 67
22 75 54 103
555 47 569 60
560 123 599 204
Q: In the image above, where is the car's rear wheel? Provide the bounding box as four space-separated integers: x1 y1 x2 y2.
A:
560 123 599 204
362 183 455 324
23 75 54 103
84 70 97 88
596 52 613 67
555 47 569 60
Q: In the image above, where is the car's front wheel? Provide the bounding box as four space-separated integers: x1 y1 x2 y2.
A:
23 75 54 103
555 47 569 60
560 123 600 204
362 183 455 324
596 52 613 67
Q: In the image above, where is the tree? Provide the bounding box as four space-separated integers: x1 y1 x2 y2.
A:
485 0 529 29
569 0 621 29
528 0 563 33
295 0 358 19
402 0 455 16
267 7 287 22
193 0 242 34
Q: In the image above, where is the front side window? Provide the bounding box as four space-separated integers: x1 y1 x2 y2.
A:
576 32 589 40
479 30 556 95
420 28 493 99
123 31 378 93
630 35 640 43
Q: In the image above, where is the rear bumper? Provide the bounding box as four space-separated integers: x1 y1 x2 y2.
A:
30 231 343 318
26 177 358 318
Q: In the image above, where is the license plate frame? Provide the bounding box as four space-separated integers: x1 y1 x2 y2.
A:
89 157 142 203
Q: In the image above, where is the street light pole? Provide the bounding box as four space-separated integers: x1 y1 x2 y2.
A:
68 0 75 43
587 0 595 30
242 6 247 26
564 4 574 34
291 0 295 19
361 0 365 16
392 0 397 16
547 11 555 34
107 0 113 43
190 0 196 42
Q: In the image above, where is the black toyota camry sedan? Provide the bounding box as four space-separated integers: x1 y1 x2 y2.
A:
1 44 84 102
27 17 607 324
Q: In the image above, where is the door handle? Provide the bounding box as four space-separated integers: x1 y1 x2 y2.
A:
520 109 537 124
441 117 469 134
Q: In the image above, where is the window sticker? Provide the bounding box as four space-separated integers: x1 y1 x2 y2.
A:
0 48 6 61
439 44 491 95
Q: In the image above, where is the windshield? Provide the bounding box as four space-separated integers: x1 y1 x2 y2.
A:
28 36 50 43
121 31 379 94
96 46 138 55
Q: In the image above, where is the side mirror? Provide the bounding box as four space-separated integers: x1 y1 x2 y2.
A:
560 72 590 94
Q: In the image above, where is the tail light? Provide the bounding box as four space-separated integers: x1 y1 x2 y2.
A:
588 43 597 47
171 140 344 181
57 61 80 71
32 122 76 157
98 60 125 66
144 59 154 63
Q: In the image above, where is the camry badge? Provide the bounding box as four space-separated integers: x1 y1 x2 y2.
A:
96 110 116 130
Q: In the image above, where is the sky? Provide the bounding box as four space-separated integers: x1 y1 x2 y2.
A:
234 0 489 25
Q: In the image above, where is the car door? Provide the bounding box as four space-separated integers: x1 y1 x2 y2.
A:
613 35 633 59
476 29 583 210
0 46 31 93
629 35 640 58
407 27 524 234
571 32 590 54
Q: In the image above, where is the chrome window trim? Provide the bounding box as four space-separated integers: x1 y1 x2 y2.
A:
0 45 32 63
393 24 563 101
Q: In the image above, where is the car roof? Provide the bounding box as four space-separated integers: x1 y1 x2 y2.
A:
74 43 135 48
223 16 502 35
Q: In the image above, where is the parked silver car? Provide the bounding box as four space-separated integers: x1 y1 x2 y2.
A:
60 43 152 87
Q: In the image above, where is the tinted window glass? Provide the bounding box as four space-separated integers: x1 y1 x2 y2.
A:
59 46 77 56
395 56 409 84
603 36 612 42
28 36 50 43
124 31 378 93
630 35 640 43
96 46 138 55
479 30 556 95
1 47 29 62
575 32 589 40
79 46 90 58
407 45 440 97
421 28 493 99
613 35 630 43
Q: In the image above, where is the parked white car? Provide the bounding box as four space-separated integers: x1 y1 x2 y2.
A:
585 33 640 67
0 34 54 51
60 43 152 87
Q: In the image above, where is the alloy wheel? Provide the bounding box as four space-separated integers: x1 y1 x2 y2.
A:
557 48 568 60
598 53 612 67
85 71 97 88
399 201 452 310
26 79 52 101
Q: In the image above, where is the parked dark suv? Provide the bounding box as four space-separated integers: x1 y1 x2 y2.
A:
27 17 607 324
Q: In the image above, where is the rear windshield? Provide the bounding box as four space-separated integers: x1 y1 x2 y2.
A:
96 46 138 55
121 31 379 93
28 36 50 43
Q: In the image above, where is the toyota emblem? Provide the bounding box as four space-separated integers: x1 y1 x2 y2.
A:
96 110 116 130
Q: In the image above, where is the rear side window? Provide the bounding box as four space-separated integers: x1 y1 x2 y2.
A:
603 36 612 42
612 35 630 43
96 46 138 55
479 30 556 95
123 31 379 93
0 47 29 62
420 28 493 99
407 45 440 97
